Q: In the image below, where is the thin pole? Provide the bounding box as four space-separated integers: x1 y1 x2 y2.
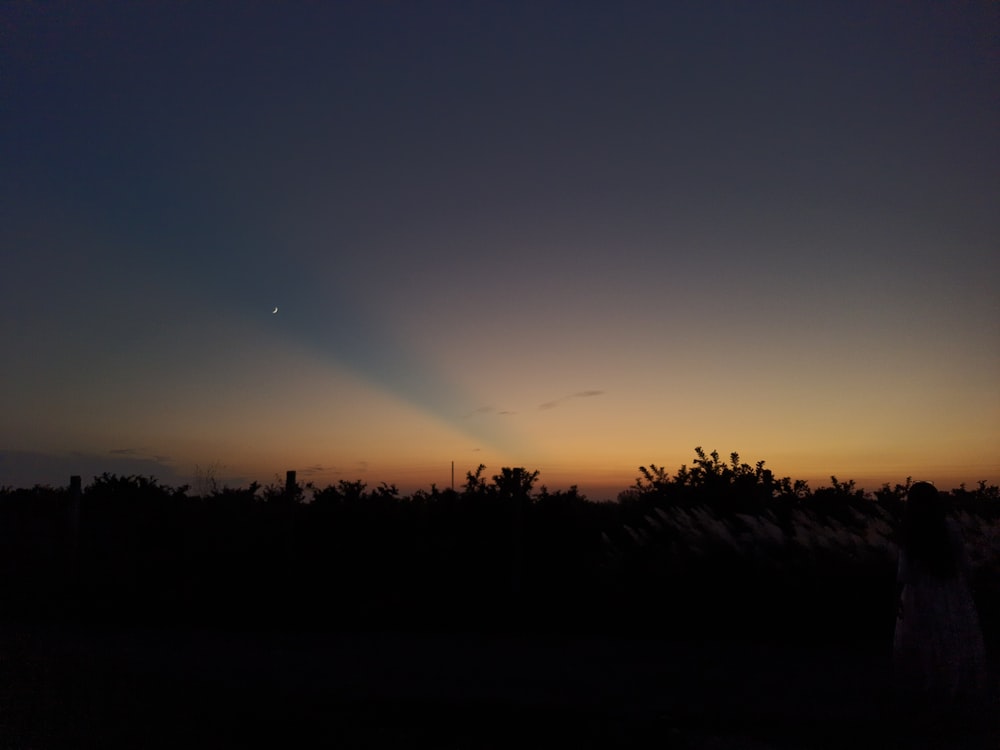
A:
451 461 454 490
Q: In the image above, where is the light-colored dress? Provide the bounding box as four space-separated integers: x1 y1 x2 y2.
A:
893 519 988 706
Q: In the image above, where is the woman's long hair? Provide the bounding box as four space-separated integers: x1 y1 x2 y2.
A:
901 481 958 578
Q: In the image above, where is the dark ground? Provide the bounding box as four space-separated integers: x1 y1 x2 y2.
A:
1 622 997 749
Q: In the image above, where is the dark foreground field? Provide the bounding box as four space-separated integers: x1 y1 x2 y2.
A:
2 466 998 747
1 623 997 749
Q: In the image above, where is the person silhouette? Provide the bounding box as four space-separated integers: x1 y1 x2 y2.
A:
893 481 989 725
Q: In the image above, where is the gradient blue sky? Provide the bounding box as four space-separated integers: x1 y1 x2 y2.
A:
2 1 998 498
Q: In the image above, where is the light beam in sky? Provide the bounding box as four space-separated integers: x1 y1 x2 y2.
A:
0 2 997 496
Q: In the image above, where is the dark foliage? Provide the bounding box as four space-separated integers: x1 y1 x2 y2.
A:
0 450 996 648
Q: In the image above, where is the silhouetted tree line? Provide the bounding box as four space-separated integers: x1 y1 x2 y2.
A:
1 448 997 644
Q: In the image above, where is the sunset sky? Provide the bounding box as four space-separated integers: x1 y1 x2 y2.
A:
2 2 998 499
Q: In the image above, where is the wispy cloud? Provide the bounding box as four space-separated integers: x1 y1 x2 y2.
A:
538 390 606 410
464 406 494 418
465 405 516 418
110 448 172 464
302 461 369 477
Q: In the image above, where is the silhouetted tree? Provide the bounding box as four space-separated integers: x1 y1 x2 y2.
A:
0 449 993 642
491 467 539 500
261 474 305 504
463 464 489 497
210 481 261 510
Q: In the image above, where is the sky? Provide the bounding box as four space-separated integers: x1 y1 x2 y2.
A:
2 1 998 499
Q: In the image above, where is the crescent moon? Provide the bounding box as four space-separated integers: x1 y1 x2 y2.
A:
272 306 278 314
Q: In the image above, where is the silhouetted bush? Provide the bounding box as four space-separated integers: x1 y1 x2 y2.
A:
0 452 996 645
